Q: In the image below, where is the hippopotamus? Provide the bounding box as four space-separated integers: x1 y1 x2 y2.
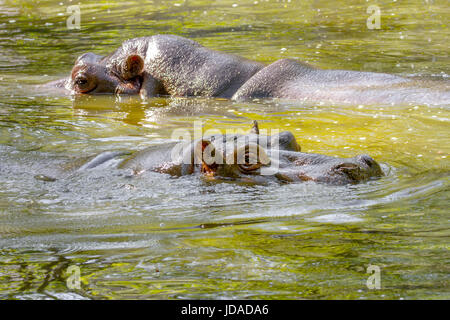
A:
48 34 264 98
79 121 384 185
45 34 449 105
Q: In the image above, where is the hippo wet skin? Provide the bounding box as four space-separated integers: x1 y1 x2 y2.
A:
46 34 449 105
49 34 264 98
80 121 384 185
232 58 450 105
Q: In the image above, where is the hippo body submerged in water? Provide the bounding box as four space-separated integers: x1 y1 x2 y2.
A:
79 121 384 185
232 58 450 105
49 34 264 98
46 34 449 105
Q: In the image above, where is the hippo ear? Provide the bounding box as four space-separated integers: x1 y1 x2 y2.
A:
121 55 144 80
271 131 301 152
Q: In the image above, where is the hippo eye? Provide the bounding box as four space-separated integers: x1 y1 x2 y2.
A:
238 151 262 172
236 143 270 173
74 75 96 93
75 78 87 86
239 162 261 172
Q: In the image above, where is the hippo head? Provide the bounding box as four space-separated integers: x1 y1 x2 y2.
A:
155 121 384 185
69 52 145 95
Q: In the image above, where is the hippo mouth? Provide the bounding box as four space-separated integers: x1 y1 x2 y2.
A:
114 76 143 95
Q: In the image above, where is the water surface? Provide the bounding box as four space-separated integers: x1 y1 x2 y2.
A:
0 0 449 299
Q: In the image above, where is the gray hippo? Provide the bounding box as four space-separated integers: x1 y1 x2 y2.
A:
79 121 384 185
46 34 449 105
48 34 264 98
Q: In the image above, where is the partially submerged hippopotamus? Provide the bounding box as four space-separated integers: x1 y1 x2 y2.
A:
80 121 383 185
48 34 263 98
46 34 449 105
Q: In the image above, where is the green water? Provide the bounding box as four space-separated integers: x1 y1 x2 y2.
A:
0 0 449 299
